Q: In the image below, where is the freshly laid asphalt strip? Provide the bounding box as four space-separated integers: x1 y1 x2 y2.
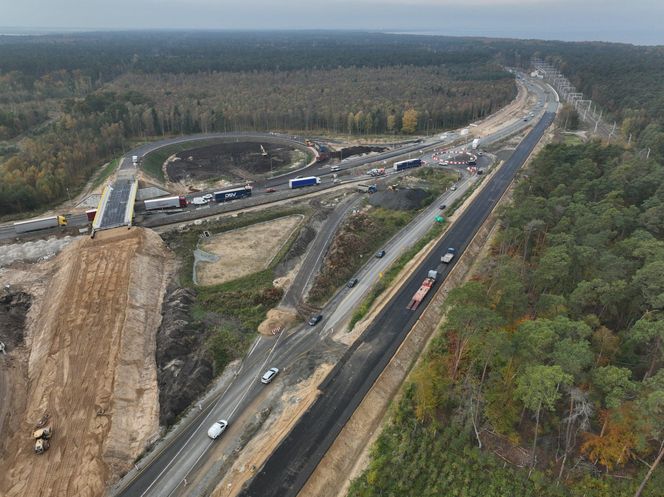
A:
240 112 556 497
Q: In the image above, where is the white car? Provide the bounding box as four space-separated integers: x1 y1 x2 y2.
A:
207 419 228 439
261 367 280 384
202 193 214 201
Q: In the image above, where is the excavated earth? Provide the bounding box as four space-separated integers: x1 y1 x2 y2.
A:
0 227 173 497
168 141 301 183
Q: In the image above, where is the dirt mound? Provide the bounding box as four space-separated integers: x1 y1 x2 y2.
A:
156 286 215 426
257 308 299 336
330 145 386 160
0 227 173 497
368 188 429 211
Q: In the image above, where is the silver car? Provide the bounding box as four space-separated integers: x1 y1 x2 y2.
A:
261 367 280 384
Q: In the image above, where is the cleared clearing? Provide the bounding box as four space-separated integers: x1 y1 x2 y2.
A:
196 215 303 286
0 228 173 497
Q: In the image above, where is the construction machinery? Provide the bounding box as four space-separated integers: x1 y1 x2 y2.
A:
33 426 52 455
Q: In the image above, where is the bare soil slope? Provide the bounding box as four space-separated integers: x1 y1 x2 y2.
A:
0 227 173 497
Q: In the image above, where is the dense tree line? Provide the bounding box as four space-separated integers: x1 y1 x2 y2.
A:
104 65 514 136
349 141 664 497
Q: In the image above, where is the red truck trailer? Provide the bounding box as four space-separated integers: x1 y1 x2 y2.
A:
406 270 438 311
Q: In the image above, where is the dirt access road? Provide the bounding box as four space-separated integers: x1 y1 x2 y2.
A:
0 228 172 497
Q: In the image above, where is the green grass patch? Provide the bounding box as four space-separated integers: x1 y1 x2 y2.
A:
411 167 457 198
195 269 282 332
91 158 119 190
562 133 584 145
348 221 446 330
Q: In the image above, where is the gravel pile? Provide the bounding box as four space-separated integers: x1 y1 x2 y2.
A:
368 188 429 211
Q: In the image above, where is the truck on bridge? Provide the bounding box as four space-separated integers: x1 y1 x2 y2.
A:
13 215 67 234
144 196 187 211
393 158 422 172
214 186 253 202
289 177 320 189
406 270 438 311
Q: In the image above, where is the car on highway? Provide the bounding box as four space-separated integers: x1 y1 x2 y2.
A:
347 278 359 288
308 314 323 326
207 419 228 439
202 193 214 201
375 250 386 258
439 204 447 210
450 186 457 191
265 188 276 193
261 367 280 384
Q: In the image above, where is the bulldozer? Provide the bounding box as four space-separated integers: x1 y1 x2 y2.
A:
33 426 52 455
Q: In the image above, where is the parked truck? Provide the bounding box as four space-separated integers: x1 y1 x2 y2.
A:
86 209 97 222
214 186 252 202
471 138 481 150
393 158 422 172
144 195 187 211
406 270 438 310
357 184 377 194
441 247 456 264
289 176 320 189
13 215 67 234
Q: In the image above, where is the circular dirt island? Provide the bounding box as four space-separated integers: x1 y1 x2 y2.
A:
166 140 309 186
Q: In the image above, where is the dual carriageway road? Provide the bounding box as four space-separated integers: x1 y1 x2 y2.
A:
110 76 558 497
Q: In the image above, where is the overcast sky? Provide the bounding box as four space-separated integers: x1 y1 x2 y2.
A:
1 0 662 45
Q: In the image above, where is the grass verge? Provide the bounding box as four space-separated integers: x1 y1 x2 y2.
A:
91 158 119 190
307 207 418 306
348 220 446 330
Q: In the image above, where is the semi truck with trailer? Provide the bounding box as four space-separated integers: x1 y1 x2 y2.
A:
406 270 438 310
214 186 253 202
144 195 187 211
13 215 67 234
289 177 321 189
393 158 422 172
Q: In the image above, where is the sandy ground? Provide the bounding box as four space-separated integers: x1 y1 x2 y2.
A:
196 215 303 286
257 308 299 336
0 227 173 497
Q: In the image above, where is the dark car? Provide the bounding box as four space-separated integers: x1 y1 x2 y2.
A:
347 278 359 288
375 250 386 258
308 314 323 326
439 204 447 210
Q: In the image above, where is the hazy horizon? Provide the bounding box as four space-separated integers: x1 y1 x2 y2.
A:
1 0 663 46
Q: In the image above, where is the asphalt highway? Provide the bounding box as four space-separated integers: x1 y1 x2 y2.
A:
241 109 557 497
109 75 557 497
